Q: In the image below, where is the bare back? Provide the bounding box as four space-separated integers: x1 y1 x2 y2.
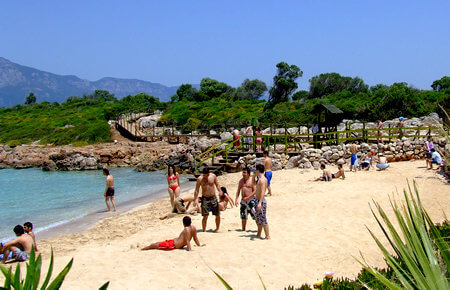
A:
14 234 33 253
350 144 358 154
264 157 273 171
106 175 114 188
174 225 198 249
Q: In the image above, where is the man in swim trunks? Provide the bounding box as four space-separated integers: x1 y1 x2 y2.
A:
263 151 273 196
1 225 33 263
103 168 117 212
315 164 332 181
235 167 257 231
332 164 345 179
141 216 205 251
349 143 359 172
254 164 270 239
194 167 223 232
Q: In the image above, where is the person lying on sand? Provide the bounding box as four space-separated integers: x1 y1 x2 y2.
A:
1 225 33 263
159 194 200 220
376 156 389 171
331 164 345 179
315 164 332 181
141 216 205 251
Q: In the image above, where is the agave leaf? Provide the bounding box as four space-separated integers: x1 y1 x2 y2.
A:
23 247 36 290
0 266 12 289
98 281 110 290
33 254 42 290
257 272 266 290
13 263 21 289
46 258 73 290
40 249 54 290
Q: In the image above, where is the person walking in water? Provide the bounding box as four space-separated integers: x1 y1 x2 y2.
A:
167 164 181 209
103 168 117 212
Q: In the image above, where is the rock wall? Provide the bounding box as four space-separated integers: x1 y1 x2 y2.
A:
237 137 447 171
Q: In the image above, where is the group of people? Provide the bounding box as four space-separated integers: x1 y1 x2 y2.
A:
424 136 444 170
1 222 38 264
142 150 274 251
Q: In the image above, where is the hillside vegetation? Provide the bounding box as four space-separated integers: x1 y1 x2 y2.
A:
1 65 448 146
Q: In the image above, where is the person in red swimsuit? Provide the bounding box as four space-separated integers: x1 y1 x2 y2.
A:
167 164 181 209
141 216 205 251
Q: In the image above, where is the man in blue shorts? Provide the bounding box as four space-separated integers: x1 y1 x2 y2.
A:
349 143 359 172
263 151 273 196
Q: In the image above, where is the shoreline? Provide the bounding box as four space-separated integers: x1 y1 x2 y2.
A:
34 176 196 241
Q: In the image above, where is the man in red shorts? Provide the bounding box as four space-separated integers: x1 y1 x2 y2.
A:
141 216 205 251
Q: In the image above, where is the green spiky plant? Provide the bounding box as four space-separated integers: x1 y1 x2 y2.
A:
0 247 110 290
0 247 73 290
356 181 450 289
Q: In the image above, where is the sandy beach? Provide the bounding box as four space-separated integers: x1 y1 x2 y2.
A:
7 160 449 289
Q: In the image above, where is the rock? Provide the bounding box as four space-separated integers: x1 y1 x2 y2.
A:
312 161 320 170
337 158 346 165
220 132 233 140
303 161 312 168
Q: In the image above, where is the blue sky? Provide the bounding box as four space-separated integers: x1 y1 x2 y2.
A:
1 1 449 90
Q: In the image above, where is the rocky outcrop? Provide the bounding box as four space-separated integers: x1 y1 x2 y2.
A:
234 136 447 171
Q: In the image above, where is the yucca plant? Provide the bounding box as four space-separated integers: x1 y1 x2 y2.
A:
0 247 74 290
357 181 450 289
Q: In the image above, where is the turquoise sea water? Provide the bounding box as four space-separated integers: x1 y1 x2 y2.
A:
0 168 187 242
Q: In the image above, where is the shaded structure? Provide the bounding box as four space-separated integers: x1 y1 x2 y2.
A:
312 104 344 147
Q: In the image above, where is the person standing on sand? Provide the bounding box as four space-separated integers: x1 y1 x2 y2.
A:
194 167 223 232
235 167 257 231
103 168 117 212
141 216 205 251
349 143 359 172
254 164 270 240
167 164 181 209
263 151 273 196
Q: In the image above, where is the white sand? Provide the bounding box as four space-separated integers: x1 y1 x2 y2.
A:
9 160 450 289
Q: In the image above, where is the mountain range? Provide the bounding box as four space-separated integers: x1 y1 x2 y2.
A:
0 57 181 106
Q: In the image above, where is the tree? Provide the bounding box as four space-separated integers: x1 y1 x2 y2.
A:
233 79 267 100
174 84 198 102
309 73 369 98
431 76 450 92
199 78 233 101
292 90 309 101
267 62 302 108
85 90 117 102
25 92 36 105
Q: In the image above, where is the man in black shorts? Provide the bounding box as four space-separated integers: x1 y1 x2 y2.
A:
194 167 223 232
103 168 117 212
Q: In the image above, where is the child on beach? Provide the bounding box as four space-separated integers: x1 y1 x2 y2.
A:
23 222 38 252
141 216 205 251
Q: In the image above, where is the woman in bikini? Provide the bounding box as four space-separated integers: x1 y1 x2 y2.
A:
218 186 234 211
167 164 181 209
